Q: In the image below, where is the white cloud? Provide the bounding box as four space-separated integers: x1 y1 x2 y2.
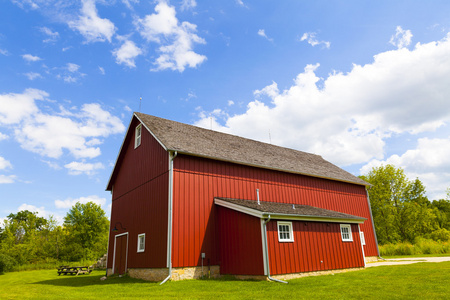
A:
16 103 125 159
0 88 44 124
15 203 64 224
24 72 42 80
56 63 86 83
112 40 143 68
68 0 116 43
0 175 16 184
136 1 206 72
67 63 80 72
236 0 247 8
55 194 106 208
390 26 413 49
40 26 59 43
98 66 105 74
361 137 450 201
257 29 273 42
0 156 12 170
0 49 9 56
0 132 8 141
228 100 234 106
122 0 139 10
195 33 450 169
300 32 330 49
0 89 125 160
22 54 42 62
64 161 104 175
180 0 197 11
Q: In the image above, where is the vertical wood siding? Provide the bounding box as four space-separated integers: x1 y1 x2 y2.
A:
108 118 169 269
267 222 365 275
172 155 377 269
216 206 264 275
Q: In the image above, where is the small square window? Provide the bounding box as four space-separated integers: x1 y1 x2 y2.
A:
278 221 294 242
340 224 353 242
360 231 366 246
137 233 145 252
135 124 142 148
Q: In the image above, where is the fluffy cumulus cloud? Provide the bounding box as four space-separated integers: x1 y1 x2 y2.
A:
136 0 206 72
0 89 125 169
40 26 59 43
112 40 143 68
195 32 450 186
68 0 116 43
55 195 106 209
361 137 450 200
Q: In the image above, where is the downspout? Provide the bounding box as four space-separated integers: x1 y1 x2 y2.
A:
105 187 113 277
262 215 288 284
160 151 178 285
365 187 384 260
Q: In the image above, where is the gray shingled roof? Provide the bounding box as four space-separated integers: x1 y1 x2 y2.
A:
135 112 368 186
215 197 366 222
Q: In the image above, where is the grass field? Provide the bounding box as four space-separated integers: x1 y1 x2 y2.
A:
1 262 449 299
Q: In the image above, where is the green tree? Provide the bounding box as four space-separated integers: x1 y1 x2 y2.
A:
63 202 109 261
360 164 437 244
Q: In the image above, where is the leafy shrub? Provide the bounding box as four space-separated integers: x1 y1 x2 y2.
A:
430 228 450 242
0 254 17 273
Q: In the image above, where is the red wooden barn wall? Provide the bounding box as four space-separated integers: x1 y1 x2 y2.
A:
107 118 169 269
267 222 364 275
216 206 264 275
172 155 377 269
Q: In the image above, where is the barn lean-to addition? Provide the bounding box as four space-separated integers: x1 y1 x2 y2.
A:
106 112 379 282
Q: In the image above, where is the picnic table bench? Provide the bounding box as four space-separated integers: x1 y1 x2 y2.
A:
57 266 92 276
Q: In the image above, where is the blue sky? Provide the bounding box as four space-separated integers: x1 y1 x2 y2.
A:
1 0 450 224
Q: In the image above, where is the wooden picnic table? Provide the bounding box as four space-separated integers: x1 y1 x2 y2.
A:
57 266 92 276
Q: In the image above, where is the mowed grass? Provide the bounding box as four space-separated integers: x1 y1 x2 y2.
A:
1 262 449 299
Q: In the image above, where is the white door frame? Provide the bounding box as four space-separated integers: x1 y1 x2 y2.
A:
112 232 129 274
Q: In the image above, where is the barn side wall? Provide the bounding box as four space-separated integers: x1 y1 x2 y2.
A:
216 206 265 275
172 155 377 270
107 117 169 270
266 221 365 275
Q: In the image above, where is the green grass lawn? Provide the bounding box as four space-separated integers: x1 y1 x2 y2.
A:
1 262 449 299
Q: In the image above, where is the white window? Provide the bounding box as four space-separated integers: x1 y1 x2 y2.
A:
360 231 366 245
135 124 142 148
278 221 294 242
137 233 145 252
340 224 353 242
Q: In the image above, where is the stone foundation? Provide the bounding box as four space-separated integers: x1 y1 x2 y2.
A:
108 266 221 282
365 256 379 263
270 267 364 281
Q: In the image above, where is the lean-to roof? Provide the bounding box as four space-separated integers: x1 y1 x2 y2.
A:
214 198 366 223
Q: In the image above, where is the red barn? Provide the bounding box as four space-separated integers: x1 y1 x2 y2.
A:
106 113 379 282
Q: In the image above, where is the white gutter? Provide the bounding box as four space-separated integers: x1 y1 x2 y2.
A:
261 215 288 284
160 151 177 285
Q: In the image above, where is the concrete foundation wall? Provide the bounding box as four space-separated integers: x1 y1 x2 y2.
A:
365 256 379 263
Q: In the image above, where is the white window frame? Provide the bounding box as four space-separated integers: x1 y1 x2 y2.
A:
137 233 145 253
340 224 353 242
277 221 294 242
135 124 142 149
360 231 366 246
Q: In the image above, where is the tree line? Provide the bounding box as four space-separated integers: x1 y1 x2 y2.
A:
0 202 109 273
360 164 450 245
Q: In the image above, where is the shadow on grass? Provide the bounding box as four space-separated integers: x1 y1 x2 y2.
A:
33 274 156 287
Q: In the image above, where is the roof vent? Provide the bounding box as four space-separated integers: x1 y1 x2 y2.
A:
292 204 295 210
257 189 260 205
